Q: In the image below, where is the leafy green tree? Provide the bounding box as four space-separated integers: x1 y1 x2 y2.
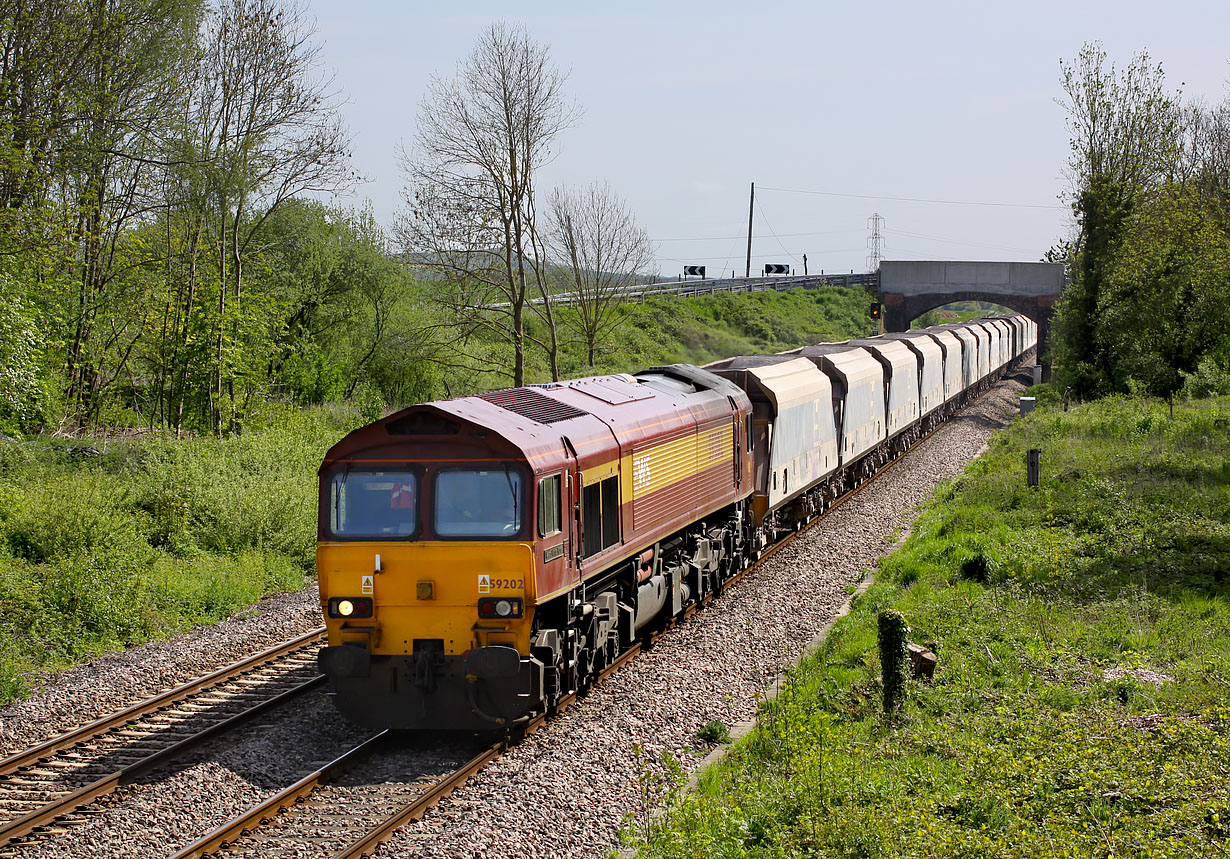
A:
0 0 201 426
1053 43 1183 395
261 199 441 407
1096 184 1230 397
60 0 201 424
183 0 351 433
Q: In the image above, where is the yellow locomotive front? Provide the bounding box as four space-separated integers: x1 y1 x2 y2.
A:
316 410 552 730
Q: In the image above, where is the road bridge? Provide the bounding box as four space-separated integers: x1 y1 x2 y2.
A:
878 260 1065 376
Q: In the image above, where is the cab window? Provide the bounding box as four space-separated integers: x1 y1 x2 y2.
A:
538 474 561 537
329 470 418 538
434 468 523 538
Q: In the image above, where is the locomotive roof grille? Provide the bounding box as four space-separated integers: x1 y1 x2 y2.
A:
478 387 590 425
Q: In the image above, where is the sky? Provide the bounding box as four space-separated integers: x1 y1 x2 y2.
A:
304 0 1230 280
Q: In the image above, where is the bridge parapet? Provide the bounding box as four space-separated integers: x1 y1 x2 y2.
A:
880 261 1065 298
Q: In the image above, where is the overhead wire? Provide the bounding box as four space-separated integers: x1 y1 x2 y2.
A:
759 185 1066 210
655 228 863 243
753 196 799 264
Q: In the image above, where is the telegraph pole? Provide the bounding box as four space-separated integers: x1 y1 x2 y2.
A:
745 182 754 278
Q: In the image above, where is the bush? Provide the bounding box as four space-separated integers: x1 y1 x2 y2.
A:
0 406 347 704
1181 356 1230 398
3 473 145 564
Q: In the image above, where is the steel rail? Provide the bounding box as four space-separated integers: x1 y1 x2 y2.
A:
330 640 646 858
0 675 325 848
168 731 394 859
331 740 504 859
0 626 327 779
177 643 647 859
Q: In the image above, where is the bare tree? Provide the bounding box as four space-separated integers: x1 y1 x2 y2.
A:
1190 97 1230 218
397 22 578 388
546 182 654 367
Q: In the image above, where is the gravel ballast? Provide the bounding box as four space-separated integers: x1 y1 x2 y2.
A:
0 589 324 757
0 372 1029 858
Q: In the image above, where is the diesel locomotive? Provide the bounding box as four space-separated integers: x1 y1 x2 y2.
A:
316 316 1037 730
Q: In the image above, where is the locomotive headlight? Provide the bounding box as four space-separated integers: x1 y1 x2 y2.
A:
477 597 523 619
328 597 373 619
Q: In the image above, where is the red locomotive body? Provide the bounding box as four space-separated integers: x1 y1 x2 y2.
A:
317 365 753 730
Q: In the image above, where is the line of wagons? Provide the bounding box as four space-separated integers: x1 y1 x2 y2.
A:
316 315 1037 731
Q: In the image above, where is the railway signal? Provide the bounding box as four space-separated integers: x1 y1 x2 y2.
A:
763 263 788 275
683 265 706 277
870 302 881 320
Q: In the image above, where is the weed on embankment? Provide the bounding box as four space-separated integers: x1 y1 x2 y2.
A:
632 394 1230 858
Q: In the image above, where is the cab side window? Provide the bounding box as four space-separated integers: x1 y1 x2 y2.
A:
538 474 561 537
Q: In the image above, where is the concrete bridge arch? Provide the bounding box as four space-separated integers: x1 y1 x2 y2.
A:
879 261 1065 375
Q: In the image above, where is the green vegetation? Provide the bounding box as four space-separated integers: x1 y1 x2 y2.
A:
632 394 1230 858
0 286 870 705
579 286 877 376
912 301 1005 329
0 405 357 702
699 720 732 745
1052 44 1230 399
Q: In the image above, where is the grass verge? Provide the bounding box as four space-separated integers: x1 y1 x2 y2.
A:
629 394 1230 858
0 402 359 704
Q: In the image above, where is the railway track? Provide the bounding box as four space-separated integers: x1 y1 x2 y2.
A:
164 372 1020 859
0 627 326 854
168 641 642 859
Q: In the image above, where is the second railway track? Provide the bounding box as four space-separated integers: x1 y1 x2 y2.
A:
0 628 326 853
